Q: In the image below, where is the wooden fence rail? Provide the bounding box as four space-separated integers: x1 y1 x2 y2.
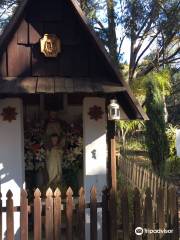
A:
0 185 179 240
119 158 180 238
118 159 175 206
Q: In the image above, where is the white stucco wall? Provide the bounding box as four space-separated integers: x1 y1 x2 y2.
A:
0 98 24 240
83 97 107 240
176 129 180 157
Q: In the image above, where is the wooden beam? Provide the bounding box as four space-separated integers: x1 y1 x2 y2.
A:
108 120 118 239
108 120 117 191
111 137 117 191
0 77 126 94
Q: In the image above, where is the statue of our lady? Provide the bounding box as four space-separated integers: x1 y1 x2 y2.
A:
46 134 63 186
46 111 61 137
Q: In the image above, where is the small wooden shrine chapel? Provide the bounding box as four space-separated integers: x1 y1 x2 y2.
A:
0 0 147 239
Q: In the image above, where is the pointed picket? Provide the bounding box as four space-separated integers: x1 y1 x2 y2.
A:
45 188 53 240
90 186 97 240
20 189 28 240
78 187 85 240
54 188 61 240
66 187 73 240
34 188 42 240
6 190 14 240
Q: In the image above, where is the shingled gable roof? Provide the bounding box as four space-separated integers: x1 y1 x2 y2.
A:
0 0 148 120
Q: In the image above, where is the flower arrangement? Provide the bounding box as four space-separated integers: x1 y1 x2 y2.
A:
24 118 83 173
62 120 83 171
24 122 46 171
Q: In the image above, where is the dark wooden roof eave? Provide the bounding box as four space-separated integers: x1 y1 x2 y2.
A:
0 0 29 56
0 77 126 94
0 0 148 120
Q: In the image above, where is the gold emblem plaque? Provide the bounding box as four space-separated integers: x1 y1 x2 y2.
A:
40 34 61 57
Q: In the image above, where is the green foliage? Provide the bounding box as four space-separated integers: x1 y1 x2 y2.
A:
117 120 144 135
167 68 180 125
164 124 180 175
132 69 171 98
145 80 169 175
164 158 180 175
124 138 146 151
166 124 178 159
116 120 145 154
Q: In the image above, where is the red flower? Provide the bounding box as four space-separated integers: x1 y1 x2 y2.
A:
32 144 41 153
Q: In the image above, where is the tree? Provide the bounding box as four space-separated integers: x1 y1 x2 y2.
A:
80 0 119 65
116 120 144 154
145 79 169 174
119 0 180 82
83 0 180 82
132 68 171 122
167 67 180 124
106 0 119 65
0 0 17 32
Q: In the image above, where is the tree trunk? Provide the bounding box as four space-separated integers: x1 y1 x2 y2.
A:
128 1 138 83
129 40 137 83
106 0 119 67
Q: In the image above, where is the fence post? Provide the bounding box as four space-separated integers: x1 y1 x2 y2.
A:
139 167 142 190
20 189 28 240
54 188 61 240
144 188 153 240
135 164 137 187
90 186 97 240
133 188 142 240
164 181 168 213
78 187 85 240
167 186 179 240
66 187 73 240
0 192 2 240
109 188 117 240
129 161 132 181
45 188 53 240
6 190 14 240
153 175 157 204
132 164 136 188
157 177 161 189
121 188 129 240
147 171 150 188
126 161 130 181
136 166 139 188
34 189 42 240
102 187 109 240
142 169 145 190
157 188 165 239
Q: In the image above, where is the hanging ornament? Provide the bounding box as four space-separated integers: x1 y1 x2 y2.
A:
88 105 104 121
108 99 120 120
1 106 18 122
